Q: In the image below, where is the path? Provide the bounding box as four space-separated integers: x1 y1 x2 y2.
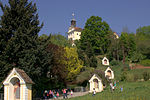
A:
130 64 150 69
57 91 89 99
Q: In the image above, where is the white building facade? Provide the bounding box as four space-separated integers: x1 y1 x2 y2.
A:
89 74 103 93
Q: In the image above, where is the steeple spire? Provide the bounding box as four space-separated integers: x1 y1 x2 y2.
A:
71 13 76 27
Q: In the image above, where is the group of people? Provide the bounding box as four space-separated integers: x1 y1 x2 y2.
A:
110 81 117 92
110 81 124 92
62 89 73 99
43 90 59 99
43 88 73 99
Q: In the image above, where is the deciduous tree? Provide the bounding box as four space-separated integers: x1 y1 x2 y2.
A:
76 16 111 67
64 47 83 81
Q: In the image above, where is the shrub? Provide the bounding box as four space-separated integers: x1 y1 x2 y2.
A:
110 60 120 66
120 71 127 81
143 72 150 81
133 74 140 81
120 71 139 82
126 73 134 82
140 59 150 66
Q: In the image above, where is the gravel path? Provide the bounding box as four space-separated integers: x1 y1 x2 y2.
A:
57 91 89 99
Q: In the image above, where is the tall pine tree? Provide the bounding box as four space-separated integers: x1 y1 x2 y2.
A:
0 0 43 81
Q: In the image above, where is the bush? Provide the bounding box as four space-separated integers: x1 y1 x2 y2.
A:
110 60 120 66
120 71 140 82
126 73 134 82
143 72 150 81
133 74 140 81
120 71 127 81
140 59 150 66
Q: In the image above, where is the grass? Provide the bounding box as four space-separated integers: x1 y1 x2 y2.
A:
68 81 150 100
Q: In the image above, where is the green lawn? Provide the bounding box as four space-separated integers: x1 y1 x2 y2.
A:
68 81 150 100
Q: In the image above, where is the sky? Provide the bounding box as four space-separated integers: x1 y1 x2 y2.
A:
1 0 150 36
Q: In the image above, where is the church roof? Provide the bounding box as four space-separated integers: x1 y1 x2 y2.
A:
113 32 119 39
74 27 83 31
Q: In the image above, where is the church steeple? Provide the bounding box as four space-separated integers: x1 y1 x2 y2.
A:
71 13 76 27
68 13 82 46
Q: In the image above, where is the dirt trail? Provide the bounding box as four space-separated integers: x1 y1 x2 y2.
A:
130 64 150 69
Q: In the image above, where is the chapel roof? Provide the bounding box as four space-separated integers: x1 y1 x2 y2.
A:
15 68 34 84
89 74 102 81
4 68 34 84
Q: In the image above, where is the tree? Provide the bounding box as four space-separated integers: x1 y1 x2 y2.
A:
39 34 72 47
35 35 53 92
119 32 136 63
63 47 83 82
135 27 150 59
46 43 68 88
0 0 43 83
136 26 150 34
107 32 120 61
80 16 111 55
76 16 111 67
50 34 72 47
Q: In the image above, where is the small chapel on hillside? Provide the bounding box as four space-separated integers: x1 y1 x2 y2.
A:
89 67 114 93
89 74 103 93
3 68 34 100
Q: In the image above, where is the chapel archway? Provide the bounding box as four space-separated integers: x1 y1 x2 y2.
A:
107 70 112 77
104 59 107 64
93 79 99 89
9 77 20 100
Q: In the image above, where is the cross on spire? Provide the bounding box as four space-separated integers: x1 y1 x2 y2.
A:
72 13 75 17
72 13 75 20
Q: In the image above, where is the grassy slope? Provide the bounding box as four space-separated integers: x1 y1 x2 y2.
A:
74 59 150 100
68 81 150 100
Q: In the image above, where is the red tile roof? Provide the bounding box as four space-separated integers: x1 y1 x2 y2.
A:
74 27 83 31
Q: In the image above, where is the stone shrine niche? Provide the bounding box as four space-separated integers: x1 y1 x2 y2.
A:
89 74 103 93
105 67 114 79
3 68 34 100
102 57 109 66
10 77 20 100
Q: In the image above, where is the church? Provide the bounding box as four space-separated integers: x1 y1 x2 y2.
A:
67 13 83 45
67 14 119 45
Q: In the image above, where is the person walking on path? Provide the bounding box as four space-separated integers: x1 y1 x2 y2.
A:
92 88 96 96
110 83 114 92
56 92 59 98
65 89 68 98
120 86 123 92
62 89 67 99
114 81 117 89
70 90 73 96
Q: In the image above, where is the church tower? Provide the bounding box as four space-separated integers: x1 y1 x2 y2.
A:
68 13 82 45
71 13 76 27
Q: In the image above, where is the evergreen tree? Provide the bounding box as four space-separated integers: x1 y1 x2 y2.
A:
0 0 43 82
